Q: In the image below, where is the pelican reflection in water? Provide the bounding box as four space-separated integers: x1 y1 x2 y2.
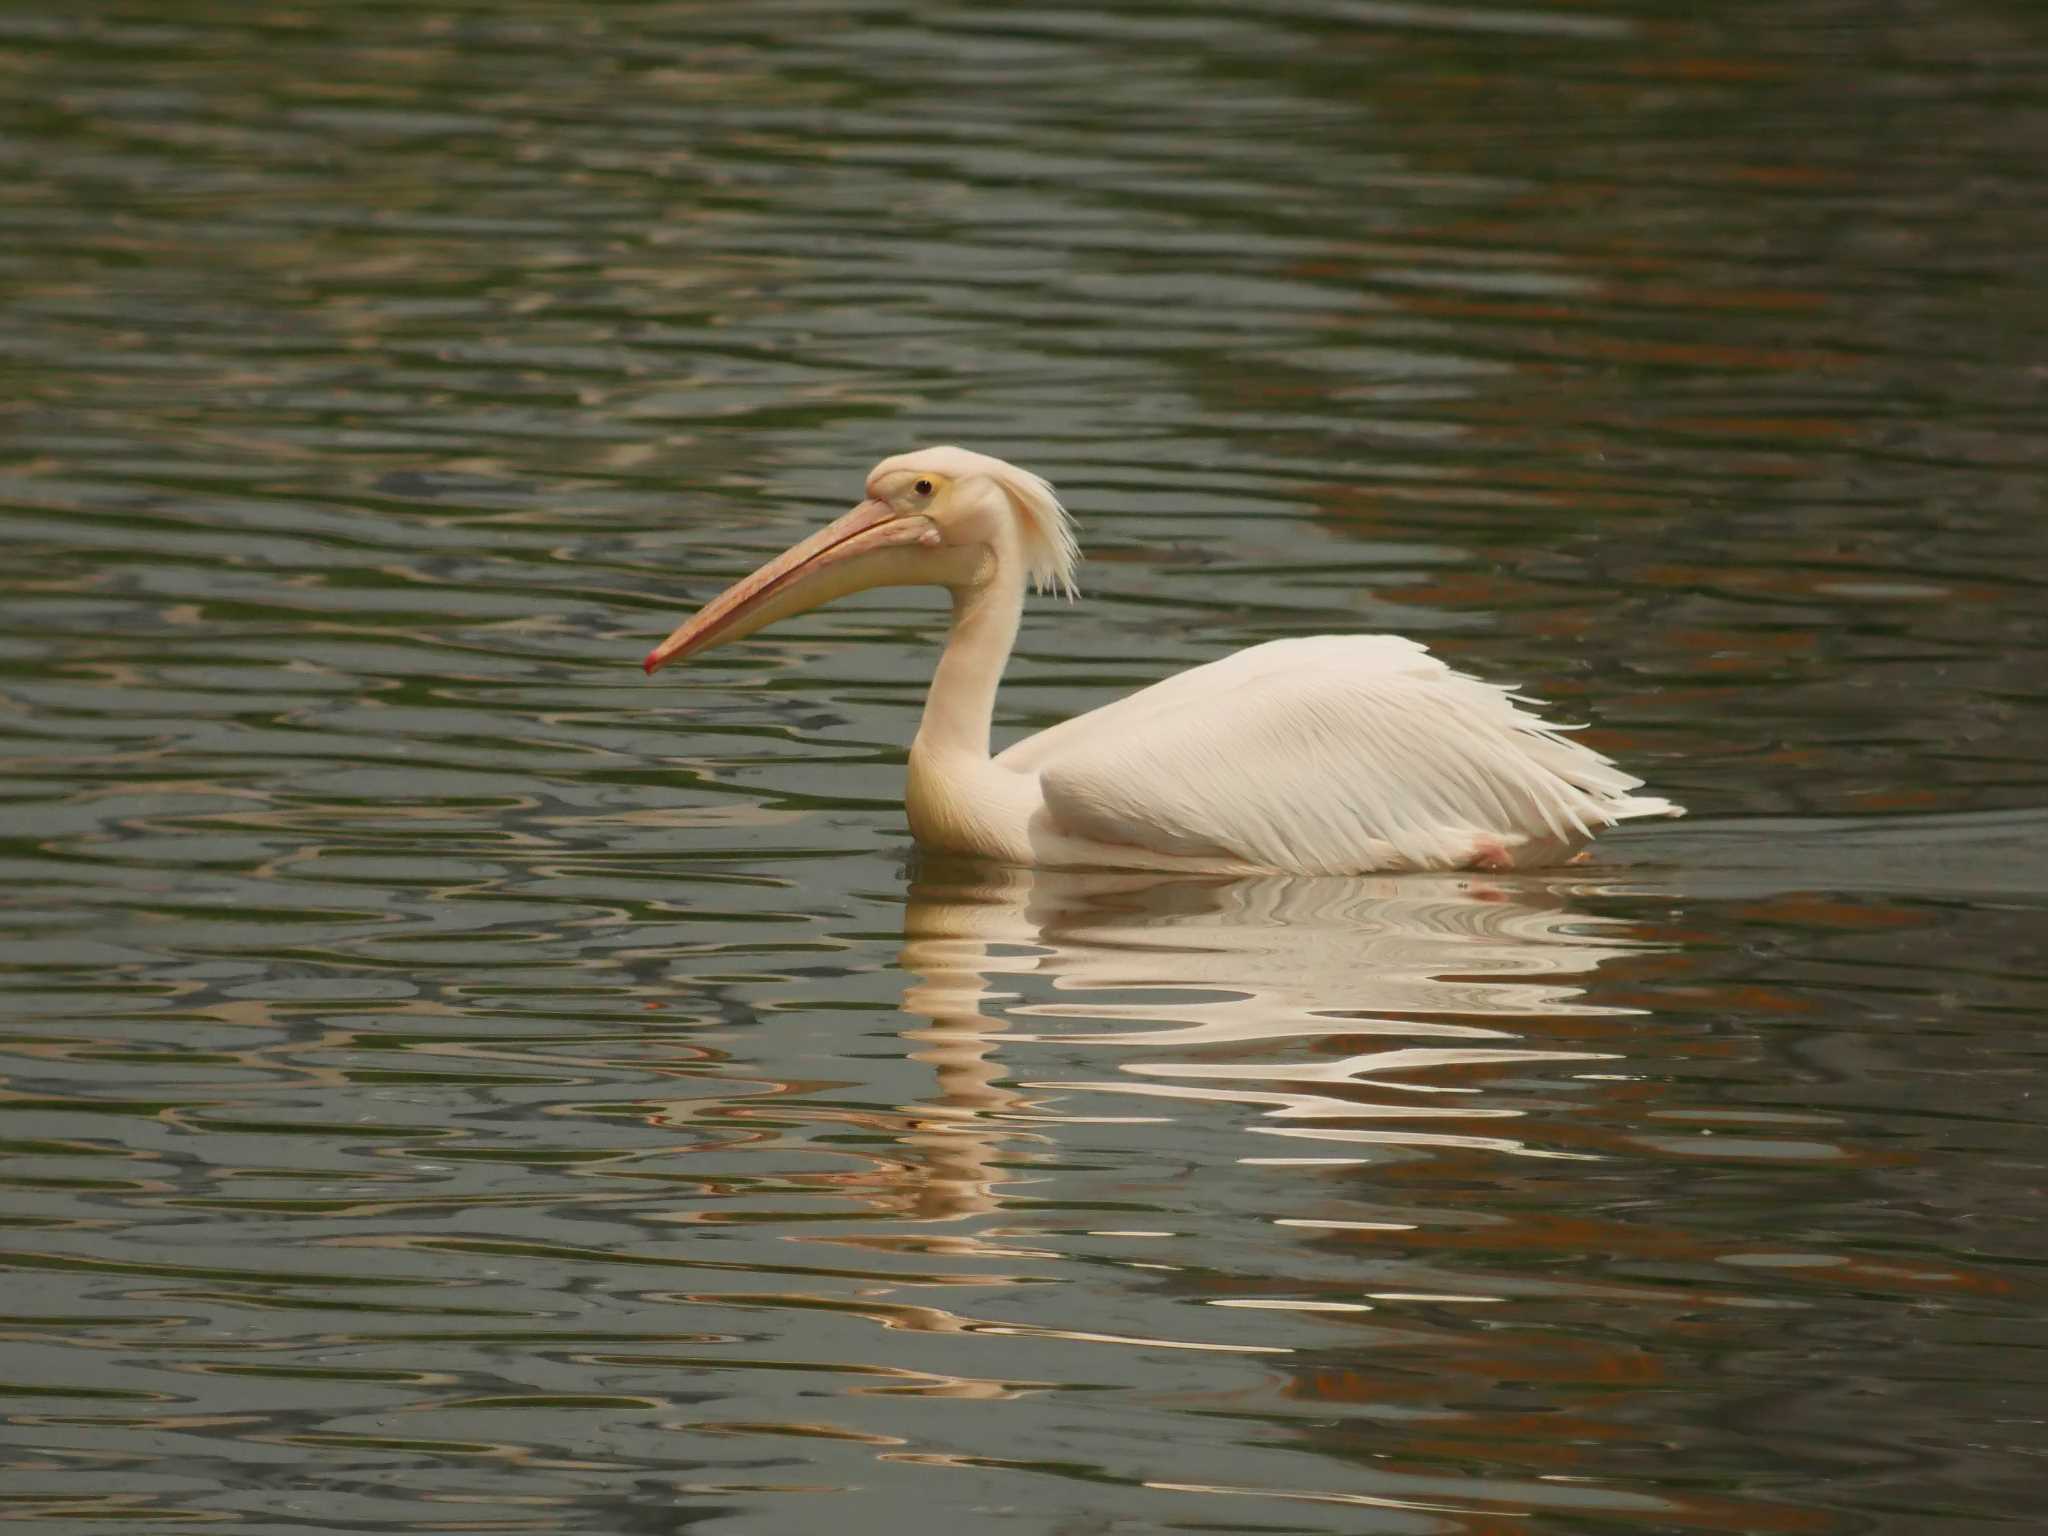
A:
644 447 1682 875
889 864 1657 1225
747 870 1757 1531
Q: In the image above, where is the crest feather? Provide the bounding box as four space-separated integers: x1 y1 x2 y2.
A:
988 457 1080 599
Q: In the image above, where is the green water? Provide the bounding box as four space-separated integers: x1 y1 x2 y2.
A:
3 3 2046 1532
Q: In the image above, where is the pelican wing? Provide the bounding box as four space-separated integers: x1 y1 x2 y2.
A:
1008 636 1677 874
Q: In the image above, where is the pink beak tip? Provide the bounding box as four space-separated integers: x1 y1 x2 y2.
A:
642 648 663 675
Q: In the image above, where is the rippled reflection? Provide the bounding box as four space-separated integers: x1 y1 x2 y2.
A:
903 861 1649 1166
870 863 1812 1530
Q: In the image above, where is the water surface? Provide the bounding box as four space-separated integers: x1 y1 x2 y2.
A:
3 2 2046 1532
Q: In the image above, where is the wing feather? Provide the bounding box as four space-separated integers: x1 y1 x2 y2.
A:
1008 636 1678 875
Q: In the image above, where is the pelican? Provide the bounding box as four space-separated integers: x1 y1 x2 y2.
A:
642 447 1682 874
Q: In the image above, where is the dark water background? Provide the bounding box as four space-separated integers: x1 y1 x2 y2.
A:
4 3 2046 1531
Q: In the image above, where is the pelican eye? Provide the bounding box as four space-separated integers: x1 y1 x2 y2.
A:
914 478 934 496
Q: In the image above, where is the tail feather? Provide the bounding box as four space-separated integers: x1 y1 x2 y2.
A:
1610 794 1685 822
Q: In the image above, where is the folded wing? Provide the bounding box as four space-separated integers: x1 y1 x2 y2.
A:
1002 636 1678 874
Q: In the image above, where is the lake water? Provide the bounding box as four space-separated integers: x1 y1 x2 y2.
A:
3 3 2045 1532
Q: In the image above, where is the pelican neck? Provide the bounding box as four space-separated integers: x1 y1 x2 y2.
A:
911 570 1024 767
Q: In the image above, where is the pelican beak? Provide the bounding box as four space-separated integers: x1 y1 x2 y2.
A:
643 498 936 674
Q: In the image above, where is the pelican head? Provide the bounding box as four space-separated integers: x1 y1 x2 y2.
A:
643 446 1077 674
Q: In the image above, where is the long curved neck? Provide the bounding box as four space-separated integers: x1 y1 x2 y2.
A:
904 568 1040 862
912 572 1023 766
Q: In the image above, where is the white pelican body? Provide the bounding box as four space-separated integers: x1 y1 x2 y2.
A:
644 447 1681 875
